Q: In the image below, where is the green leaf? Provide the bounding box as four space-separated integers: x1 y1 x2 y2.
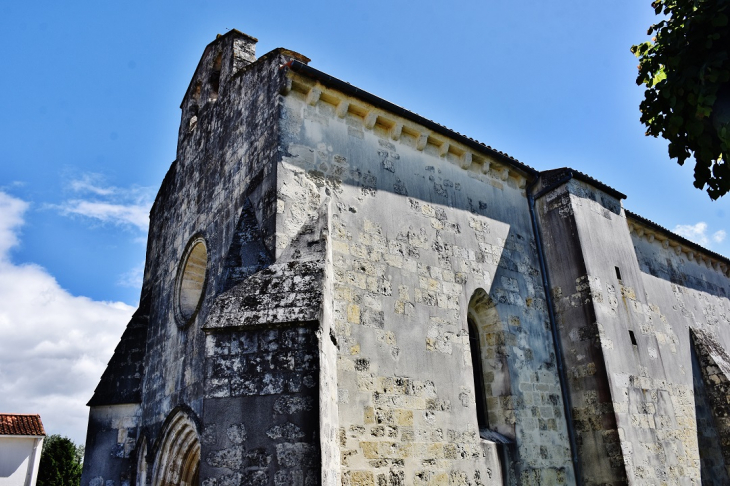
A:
712 13 728 26
634 0 730 197
688 120 704 137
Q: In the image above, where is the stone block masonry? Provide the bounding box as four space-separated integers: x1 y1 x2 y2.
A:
82 30 730 486
280 76 574 483
202 325 320 486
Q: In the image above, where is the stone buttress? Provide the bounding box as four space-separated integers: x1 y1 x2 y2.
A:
83 29 730 486
279 62 576 484
82 31 329 486
534 169 730 485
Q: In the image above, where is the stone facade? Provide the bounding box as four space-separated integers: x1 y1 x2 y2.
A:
82 30 730 486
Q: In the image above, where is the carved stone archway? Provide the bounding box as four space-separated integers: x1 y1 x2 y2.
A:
151 409 201 486
467 288 515 439
136 438 148 486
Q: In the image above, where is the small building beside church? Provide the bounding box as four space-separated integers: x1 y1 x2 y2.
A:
0 414 45 486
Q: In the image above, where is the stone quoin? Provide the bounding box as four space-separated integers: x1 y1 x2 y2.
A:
81 30 730 486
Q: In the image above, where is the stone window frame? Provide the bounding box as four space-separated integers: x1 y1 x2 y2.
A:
174 235 209 328
467 288 516 440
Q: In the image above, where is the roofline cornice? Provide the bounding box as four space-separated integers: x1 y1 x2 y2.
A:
286 60 539 180
626 209 730 274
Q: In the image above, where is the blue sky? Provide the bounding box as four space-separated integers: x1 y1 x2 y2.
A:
0 1 727 444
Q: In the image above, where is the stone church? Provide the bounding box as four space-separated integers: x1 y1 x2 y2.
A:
81 30 730 486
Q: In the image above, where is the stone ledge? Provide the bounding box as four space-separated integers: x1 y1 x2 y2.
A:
203 260 324 330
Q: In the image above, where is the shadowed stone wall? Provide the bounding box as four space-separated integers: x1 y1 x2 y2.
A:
535 172 730 486
279 72 576 484
83 30 730 486
201 325 320 485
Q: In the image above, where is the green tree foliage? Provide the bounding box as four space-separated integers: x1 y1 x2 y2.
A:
37 434 83 486
632 0 730 199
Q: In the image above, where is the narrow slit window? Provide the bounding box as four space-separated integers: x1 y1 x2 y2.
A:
468 318 488 429
188 105 199 132
209 53 222 101
615 266 622 281
629 330 638 346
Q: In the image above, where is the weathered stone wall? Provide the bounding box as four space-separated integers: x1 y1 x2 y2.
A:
534 177 628 486
318 199 343 486
561 182 684 486
279 73 576 485
201 324 320 486
537 174 730 486
81 404 141 486
84 30 730 486
133 33 313 485
629 221 730 485
199 199 329 484
689 329 730 483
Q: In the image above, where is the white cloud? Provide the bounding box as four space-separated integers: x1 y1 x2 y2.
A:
0 192 134 444
0 192 28 256
118 263 145 288
61 200 150 231
673 222 710 247
69 176 117 196
57 174 155 232
672 222 728 249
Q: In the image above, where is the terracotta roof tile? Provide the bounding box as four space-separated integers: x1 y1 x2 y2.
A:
0 414 46 436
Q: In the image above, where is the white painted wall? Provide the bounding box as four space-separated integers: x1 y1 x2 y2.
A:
0 436 44 486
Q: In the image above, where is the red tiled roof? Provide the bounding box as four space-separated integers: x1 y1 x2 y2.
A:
0 414 46 436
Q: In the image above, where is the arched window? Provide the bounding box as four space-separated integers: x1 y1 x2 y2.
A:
468 289 514 483
467 288 514 439
188 104 199 132
468 316 488 430
151 409 200 486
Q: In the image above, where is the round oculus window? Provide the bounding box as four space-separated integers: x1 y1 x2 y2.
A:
176 238 208 324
